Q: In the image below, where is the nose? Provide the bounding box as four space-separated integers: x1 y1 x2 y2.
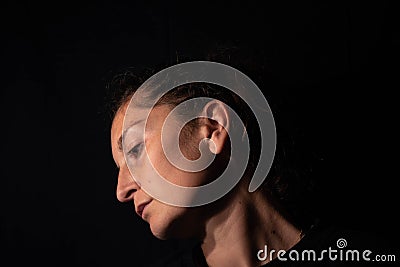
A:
116 165 140 202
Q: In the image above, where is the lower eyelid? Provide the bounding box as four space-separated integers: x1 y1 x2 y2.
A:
128 143 143 156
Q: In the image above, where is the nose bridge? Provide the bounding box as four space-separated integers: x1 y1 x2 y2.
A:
116 164 139 202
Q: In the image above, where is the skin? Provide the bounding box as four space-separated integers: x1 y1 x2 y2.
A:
111 100 303 267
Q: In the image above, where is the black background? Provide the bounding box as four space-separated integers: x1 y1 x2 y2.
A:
1 1 399 266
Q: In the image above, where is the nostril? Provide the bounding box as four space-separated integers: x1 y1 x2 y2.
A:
127 188 137 198
117 187 137 203
116 173 140 202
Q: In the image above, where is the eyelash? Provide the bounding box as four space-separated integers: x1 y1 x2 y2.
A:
127 143 143 158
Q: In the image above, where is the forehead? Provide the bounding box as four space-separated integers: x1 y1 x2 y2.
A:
111 103 171 140
111 103 128 140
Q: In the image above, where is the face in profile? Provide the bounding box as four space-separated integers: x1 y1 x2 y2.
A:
111 101 230 240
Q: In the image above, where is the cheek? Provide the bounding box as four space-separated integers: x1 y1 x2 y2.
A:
145 135 209 188
145 136 177 175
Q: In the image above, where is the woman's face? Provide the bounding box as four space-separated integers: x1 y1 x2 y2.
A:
111 102 217 239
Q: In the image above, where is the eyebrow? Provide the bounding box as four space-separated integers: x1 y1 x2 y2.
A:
117 119 145 152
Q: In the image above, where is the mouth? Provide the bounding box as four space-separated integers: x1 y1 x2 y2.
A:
136 200 152 218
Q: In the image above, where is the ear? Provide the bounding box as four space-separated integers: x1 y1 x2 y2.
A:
200 100 230 155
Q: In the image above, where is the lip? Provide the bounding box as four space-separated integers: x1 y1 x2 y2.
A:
136 200 152 218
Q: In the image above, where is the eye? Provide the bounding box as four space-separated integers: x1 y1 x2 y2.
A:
127 143 143 158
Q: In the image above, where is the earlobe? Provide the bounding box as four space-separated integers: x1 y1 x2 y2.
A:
201 100 230 155
206 138 217 154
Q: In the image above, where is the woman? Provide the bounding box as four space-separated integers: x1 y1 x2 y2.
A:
107 50 390 266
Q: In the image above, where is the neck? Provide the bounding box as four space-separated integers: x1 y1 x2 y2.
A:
200 188 302 267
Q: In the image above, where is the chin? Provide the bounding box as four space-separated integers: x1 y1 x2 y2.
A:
148 216 174 240
148 210 192 240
